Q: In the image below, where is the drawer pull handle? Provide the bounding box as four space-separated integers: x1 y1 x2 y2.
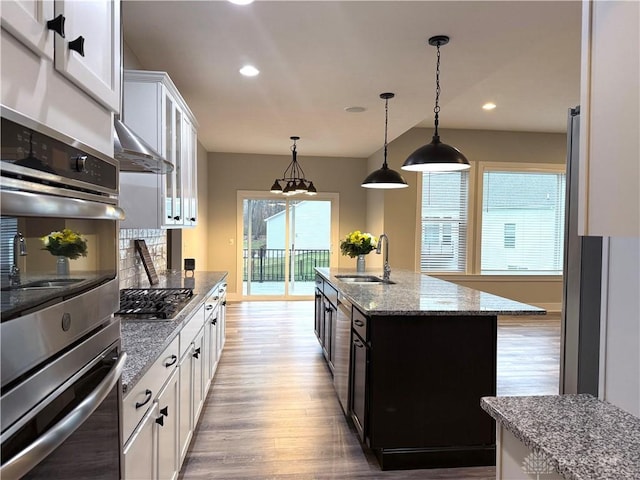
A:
68 36 85 56
46 14 65 37
135 389 152 409
164 355 177 367
354 339 364 349
160 406 169 417
205 305 214 311
354 319 364 327
222 301 227 306
193 347 201 359
155 415 164 426
211 318 217 325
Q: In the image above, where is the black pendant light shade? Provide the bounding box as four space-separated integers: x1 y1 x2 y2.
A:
362 92 408 189
402 35 470 172
269 136 317 196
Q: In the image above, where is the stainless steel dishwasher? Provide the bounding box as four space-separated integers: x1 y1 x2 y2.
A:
334 294 352 415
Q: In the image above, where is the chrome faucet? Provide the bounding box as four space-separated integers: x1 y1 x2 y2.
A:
376 233 391 281
9 232 27 286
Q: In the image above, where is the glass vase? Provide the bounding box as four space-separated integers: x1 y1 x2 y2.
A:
356 254 366 273
57 256 70 276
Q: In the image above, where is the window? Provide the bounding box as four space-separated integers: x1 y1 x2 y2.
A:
419 171 468 272
480 170 566 274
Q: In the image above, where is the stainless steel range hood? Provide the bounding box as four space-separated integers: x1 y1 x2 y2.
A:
114 118 173 173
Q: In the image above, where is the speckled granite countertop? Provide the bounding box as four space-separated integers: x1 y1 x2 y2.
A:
481 394 640 480
316 267 545 316
119 270 227 394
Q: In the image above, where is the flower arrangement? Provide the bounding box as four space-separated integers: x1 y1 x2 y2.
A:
340 230 377 258
42 228 88 259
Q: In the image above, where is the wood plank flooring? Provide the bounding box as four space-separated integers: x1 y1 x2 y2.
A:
179 302 560 480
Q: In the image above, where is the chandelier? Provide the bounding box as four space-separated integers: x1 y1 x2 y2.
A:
269 136 317 196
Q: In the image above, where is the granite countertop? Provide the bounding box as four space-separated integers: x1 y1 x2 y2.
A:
119 270 228 394
316 267 545 316
481 394 640 480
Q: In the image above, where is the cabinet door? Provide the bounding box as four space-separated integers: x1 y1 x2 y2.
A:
314 288 323 340
123 403 157 480
178 346 194 464
579 0 640 236
192 326 206 423
0 0 54 59
350 332 368 443
53 0 121 113
156 368 179 480
206 303 219 382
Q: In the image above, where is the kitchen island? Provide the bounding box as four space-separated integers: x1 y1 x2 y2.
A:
314 267 545 470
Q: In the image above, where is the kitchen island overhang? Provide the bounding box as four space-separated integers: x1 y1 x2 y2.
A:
314 267 545 471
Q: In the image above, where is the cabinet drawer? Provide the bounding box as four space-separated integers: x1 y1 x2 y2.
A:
122 334 179 442
180 304 205 357
324 282 338 308
315 275 324 291
352 307 368 341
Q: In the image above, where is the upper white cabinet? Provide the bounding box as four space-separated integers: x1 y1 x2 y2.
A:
120 70 199 229
578 0 639 237
0 0 55 60
53 0 121 113
1 0 120 113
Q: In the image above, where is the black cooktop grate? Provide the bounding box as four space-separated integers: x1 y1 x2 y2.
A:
117 288 193 319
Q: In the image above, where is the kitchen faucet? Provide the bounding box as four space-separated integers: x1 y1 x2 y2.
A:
376 233 391 281
9 232 27 286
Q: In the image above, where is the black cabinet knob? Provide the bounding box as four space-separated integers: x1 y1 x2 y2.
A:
160 406 169 417
68 36 85 56
155 415 164 426
173 216 181 221
193 347 201 359
190 217 196 222
211 318 217 325
46 14 65 37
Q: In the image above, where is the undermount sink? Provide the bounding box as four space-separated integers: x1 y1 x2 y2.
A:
2 278 84 291
335 274 395 285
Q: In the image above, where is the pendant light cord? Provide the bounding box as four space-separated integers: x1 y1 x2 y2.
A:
433 41 442 137
383 96 389 168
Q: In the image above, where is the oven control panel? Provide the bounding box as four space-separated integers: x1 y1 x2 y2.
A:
0 116 118 193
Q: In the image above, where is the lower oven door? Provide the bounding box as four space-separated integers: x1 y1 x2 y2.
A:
0 330 126 479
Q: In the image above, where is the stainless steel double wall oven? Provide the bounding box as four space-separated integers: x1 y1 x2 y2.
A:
0 107 126 479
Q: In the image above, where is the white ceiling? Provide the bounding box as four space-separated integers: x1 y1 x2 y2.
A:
122 0 582 158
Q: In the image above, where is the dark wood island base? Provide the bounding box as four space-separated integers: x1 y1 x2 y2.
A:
314 268 544 471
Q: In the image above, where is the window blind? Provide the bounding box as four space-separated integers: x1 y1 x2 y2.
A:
420 171 469 272
481 171 566 274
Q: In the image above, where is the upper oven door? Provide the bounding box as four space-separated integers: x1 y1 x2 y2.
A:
0 185 124 322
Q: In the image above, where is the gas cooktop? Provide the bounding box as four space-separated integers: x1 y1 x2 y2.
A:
117 288 193 320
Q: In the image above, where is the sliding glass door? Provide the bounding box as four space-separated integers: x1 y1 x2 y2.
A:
238 192 338 299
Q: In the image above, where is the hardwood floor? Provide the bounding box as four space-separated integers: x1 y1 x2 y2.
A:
179 302 560 480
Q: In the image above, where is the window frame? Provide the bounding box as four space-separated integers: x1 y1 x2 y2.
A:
473 162 567 276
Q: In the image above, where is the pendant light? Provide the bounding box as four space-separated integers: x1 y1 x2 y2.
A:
269 136 317 196
362 93 408 189
402 35 470 172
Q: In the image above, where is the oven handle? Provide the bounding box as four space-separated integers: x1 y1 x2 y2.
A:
0 189 125 220
0 352 127 480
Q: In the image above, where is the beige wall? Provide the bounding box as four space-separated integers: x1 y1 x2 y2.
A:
206 151 368 294
182 140 210 269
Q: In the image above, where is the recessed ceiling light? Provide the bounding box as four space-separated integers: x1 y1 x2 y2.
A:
228 0 254 5
239 65 260 77
482 102 497 110
345 106 366 113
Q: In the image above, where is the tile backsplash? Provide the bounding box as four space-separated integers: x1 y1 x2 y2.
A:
119 228 167 288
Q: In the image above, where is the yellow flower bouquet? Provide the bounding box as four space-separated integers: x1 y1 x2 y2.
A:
340 231 377 258
42 228 88 259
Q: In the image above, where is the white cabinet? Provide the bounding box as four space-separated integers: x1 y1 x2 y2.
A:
123 403 157 480
0 0 55 60
578 0 640 236
53 0 121 112
156 368 180 480
120 70 199 229
122 336 179 480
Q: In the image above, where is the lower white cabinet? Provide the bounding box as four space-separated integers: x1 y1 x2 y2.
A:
156 368 179 480
122 281 227 479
